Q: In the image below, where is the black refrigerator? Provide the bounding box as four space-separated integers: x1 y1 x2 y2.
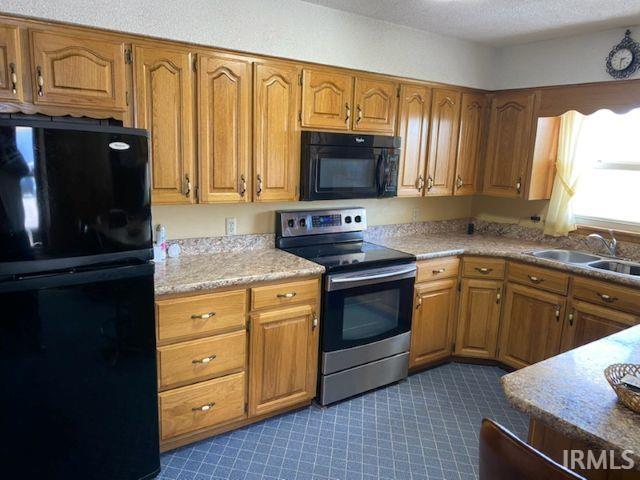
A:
0 119 160 479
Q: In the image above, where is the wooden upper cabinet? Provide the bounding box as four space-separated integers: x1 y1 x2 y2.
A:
198 54 252 203
410 278 457 367
253 61 300 202
396 84 431 197
425 88 461 196
301 68 352 130
29 30 126 111
133 45 194 204
498 282 565 369
0 25 23 102
454 278 502 359
560 300 639 353
483 92 536 198
454 93 487 196
248 304 318 417
353 76 398 134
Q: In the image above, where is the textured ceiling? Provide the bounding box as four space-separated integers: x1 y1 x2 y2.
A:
301 0 640 46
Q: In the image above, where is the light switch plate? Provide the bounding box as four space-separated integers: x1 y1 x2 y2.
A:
225 217 237 235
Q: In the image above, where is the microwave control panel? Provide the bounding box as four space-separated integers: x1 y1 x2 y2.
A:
277 208 367 237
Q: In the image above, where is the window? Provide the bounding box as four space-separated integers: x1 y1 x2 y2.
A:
572 108 640 232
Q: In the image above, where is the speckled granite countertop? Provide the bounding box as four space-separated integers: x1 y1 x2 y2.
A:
154 249 325 296
501 325 640 467
374 233 640 288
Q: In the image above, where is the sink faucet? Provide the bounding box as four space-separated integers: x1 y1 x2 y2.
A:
588 229 618 257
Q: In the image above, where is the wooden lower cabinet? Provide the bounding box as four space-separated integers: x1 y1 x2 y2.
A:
454 278 502 359
410 278 457 367
560 300 639 352
498 282 566 369
248 304 319 416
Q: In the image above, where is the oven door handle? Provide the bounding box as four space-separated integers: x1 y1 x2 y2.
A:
329 265 416 289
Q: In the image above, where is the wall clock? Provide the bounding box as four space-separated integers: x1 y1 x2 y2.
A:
606 29 640 79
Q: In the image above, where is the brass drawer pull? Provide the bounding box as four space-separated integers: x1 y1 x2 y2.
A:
277 292 297 299
475 267 493 274
528 275 544 284
192 402 215 412
192 354 217 364
191 312 216 320
432 268 446 274
597 293 618 303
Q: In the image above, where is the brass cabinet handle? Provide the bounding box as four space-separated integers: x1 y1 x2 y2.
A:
345 103 350 125
191 312 216 320
356 104 362 124
312 313 318 330
456 175 463 190
516 176 522 194
36 65 44 96
427 176 434 191
192 402 215 412
527 275 544 284
568 311 574 326
496 289 502 304
239 174 246 197
192 354 217 364
415 294 423 310
555 305 561 320
475 267 493 274
597 293 618 303
256 174 263 197
417 175 425 192
432 268 446 274
9 62 17 95
277 292 296 299
182 174 191 197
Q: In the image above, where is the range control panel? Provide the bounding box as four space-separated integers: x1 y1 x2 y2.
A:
277 207 367 237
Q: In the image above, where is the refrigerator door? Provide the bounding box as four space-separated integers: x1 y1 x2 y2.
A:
0 121 152 275
0 262 159 480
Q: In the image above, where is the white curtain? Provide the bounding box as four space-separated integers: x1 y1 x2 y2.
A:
544 111 587 236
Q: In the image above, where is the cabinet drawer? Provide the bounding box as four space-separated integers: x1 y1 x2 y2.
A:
416 257 460 283
156 290 246 342
462 257 505 279
507 262 569 295
157 330 246 389
572 277 640 315
159 371 245 440
251 279 318 310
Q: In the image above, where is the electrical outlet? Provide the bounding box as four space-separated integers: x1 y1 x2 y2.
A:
412 208 420 222
225 217 237 235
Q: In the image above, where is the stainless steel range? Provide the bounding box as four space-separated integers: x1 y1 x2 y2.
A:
275 207 416 405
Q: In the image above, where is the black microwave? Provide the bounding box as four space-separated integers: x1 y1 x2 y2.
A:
300 131 401 200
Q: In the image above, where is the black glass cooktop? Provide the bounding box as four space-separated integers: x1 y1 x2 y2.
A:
283 241 415 272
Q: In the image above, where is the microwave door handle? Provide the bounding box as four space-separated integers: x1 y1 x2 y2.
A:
376 154 385 194
330 266 416 284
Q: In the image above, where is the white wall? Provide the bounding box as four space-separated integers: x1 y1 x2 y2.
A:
494 25 640 89
0 0 495 89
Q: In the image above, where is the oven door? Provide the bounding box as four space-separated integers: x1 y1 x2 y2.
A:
302 145 385 200
322 263 415 352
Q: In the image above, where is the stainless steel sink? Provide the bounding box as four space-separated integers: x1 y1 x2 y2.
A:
588 260 640 277
530 249 602 264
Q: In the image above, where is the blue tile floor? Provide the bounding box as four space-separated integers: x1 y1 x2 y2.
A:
158 363 528 480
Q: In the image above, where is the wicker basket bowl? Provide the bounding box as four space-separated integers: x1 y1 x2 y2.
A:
604 363 640 414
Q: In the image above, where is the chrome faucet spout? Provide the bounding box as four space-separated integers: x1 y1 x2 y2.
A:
588 229 618 257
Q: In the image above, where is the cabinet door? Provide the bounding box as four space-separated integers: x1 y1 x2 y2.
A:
396 84 431 197
483 92 536 198
253 61 300 202
30 30 126 110
198 54 251 203
0 25 23 102
498 283 565 369
454 278 502 359
352 77 398 134
410 279 457 367
425 88 461 196
301 68 353 130
560 300 639 352
248 304 319 417
454 93 486 196
134 45 194 205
